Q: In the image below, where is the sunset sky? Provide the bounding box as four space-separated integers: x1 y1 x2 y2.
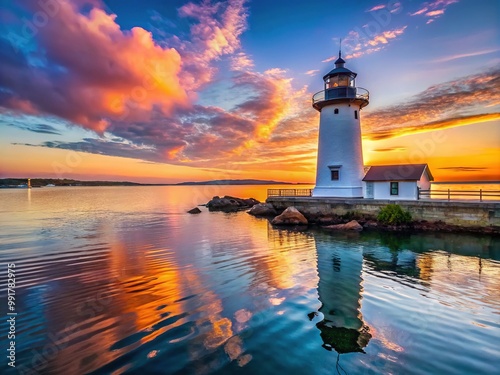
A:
0 0 499 183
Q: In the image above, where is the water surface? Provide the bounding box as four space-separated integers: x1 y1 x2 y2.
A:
0 186 499 374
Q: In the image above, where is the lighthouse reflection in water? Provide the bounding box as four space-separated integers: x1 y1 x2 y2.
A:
312 233 372 354
309 230 425 355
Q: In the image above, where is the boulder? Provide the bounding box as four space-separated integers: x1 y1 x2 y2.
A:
317 216 341 225
324 220 363 231
243 198 260 207
187 207 202 214
271 206 308 226
363 220 378 229
206 196 260 212
247 203 277 217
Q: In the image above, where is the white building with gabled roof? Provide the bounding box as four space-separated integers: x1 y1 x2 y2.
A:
362 164 434 200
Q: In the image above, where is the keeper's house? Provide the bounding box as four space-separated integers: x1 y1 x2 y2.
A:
362 164 434 200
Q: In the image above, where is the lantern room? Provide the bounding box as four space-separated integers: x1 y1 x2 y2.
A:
312 51 369 111
323 52 357 89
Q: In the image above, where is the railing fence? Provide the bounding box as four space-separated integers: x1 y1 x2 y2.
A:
267 188 499 201
418 188 500 202
267 189 312 197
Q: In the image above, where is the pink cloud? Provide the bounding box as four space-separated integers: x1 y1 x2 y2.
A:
230 52 254 71
367 4 386 12
1 0 189 132
177 0 248 90
1 0 250 134
1 0 316 170
410 0 458 23
410 7 428 16
426 10 445 17
305 69 319 76
343 26 407 59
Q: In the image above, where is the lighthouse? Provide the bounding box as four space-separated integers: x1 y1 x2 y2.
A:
312 51 369 197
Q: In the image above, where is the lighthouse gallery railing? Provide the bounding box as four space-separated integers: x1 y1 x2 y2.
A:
312 87 369 106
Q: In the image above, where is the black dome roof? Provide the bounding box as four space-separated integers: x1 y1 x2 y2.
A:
322 51 357 81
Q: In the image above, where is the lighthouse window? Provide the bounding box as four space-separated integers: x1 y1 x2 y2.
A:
338 76 349 86
354 110 358 119
331 170 340 181
334 108 339 114
390 182 399 195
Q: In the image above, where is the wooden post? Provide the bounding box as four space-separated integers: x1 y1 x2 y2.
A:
480 189 482 202
448 189 450 201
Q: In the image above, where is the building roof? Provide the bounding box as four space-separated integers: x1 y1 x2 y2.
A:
323 51 357 81
362 164 434 182
323 67 356 80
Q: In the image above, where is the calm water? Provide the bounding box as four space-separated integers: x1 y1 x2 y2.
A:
0 186 499 375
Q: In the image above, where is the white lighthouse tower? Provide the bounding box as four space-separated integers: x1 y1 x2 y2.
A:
312 51 369 197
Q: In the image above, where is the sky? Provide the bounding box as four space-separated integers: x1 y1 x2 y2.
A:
0 0 499 183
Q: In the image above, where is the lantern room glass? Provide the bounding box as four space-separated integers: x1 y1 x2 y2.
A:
325 75 355 89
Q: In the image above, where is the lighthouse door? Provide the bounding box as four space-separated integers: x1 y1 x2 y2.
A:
366 182 374 199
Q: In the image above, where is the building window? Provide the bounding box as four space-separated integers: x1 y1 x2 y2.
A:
331 170 339 180
390 182 399 195
334 108 339 114
354 110 358 119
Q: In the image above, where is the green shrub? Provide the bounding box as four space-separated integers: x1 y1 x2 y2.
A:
340 210 362 221
377 204 412 225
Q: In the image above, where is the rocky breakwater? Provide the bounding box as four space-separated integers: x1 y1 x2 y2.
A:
270 207 308 226
206 196 260 212
247 203 277 217
323 220 363 231
248 205 310 227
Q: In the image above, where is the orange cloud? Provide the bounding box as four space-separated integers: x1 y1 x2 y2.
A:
178 0 248 90
363 67 500 140
230 52 254 71
305 69 320 76
342 26 407 59
365 113 500 140
367 4 386 12
1 0 189 132
426 10 445 16
410 7 428 16
410 0 458 23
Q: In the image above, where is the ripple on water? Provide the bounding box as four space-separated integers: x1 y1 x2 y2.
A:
2 188 500 375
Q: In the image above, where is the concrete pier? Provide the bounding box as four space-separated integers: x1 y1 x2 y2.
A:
266 197 500 227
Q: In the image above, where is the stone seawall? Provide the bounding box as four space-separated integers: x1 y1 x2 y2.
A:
266 197 500 227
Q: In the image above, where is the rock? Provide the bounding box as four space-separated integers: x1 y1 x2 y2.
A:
363 220 378 229
206 196 260 212
187 207 202 214
317 215 341 225
271 206 308 226
324 220 363 231
247 203 277 217
243 198 260 207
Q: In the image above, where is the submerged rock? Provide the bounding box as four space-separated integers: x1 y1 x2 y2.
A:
206 196 260 212
187 207 202 214
247 203 277 217
324 220 363 231
271 206 308 226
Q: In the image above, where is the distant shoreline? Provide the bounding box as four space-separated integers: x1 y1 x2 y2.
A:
0 178 309 188
1 178 498 188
